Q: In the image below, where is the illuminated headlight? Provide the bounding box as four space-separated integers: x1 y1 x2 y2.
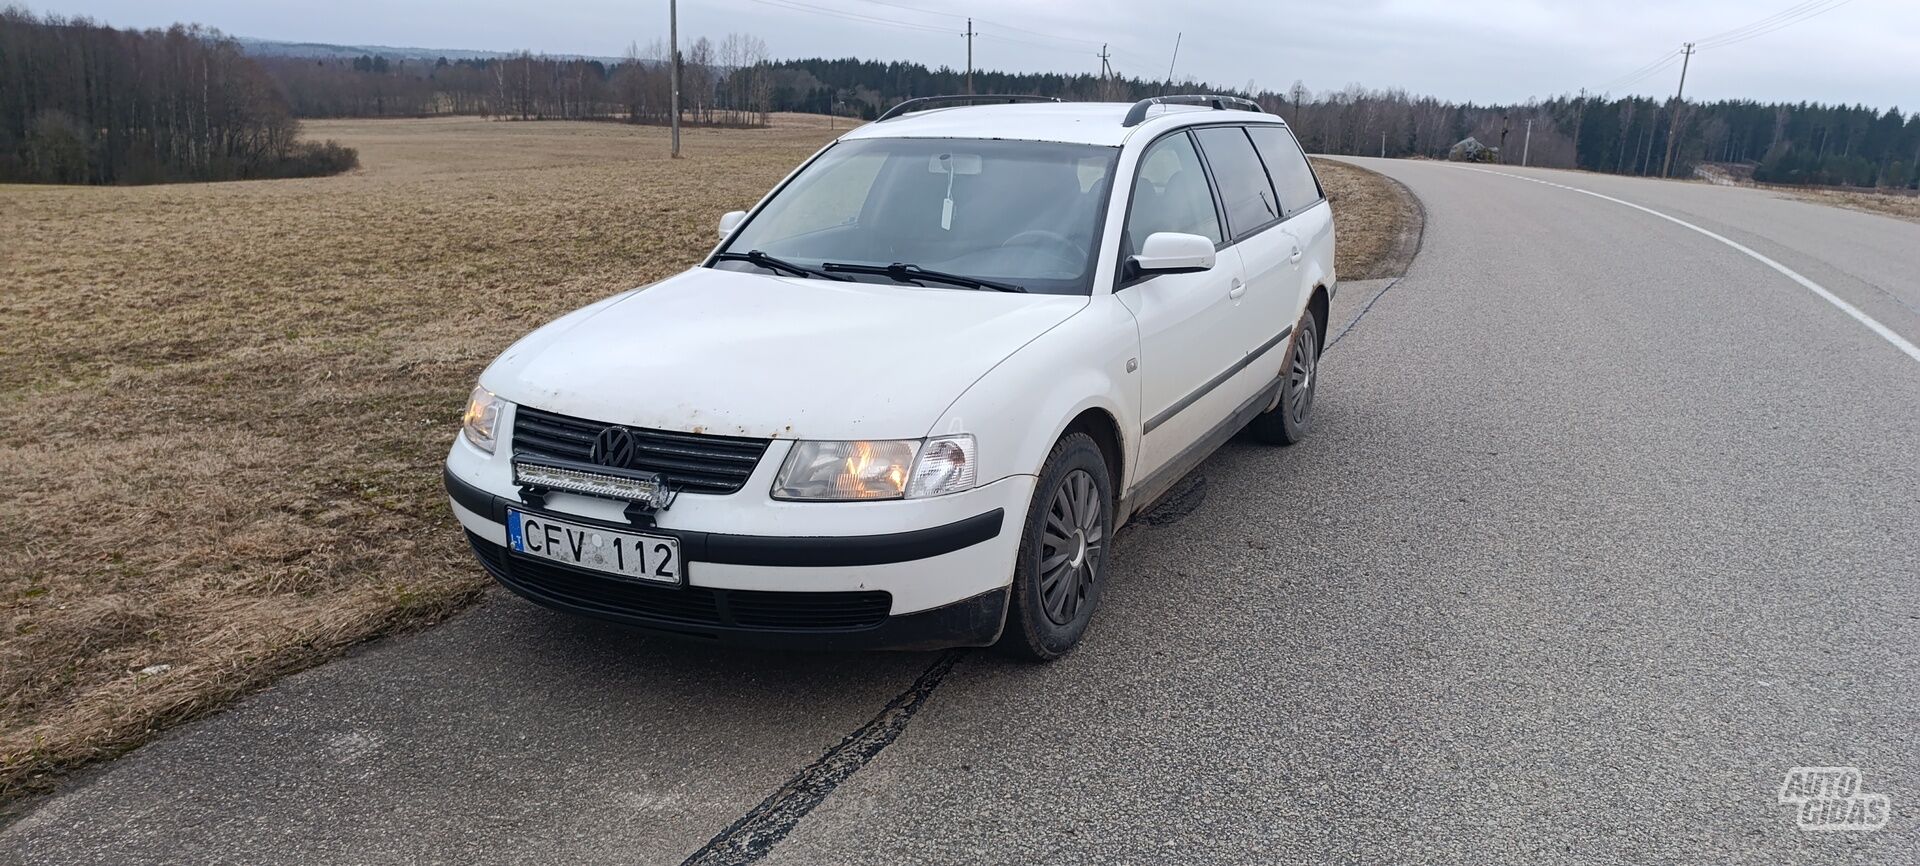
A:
772 435 977 501
461 386 507 453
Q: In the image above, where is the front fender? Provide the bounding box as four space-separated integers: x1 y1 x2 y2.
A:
928 294 1141 491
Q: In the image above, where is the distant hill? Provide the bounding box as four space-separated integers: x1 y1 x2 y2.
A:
233 36 618 64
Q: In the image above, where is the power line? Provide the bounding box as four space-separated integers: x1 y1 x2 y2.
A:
1593 48 1681 93
971 26 1101 57
744 0 1161 76
1697 0 1857 50
1695 0 1850 49
839 0 1119 55
737 0 954 35
838 0 965 20
970 23 1156 70
1592 0 1857 96
1609 53 1685 93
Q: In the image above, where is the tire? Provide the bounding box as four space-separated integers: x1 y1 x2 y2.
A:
995 432 1113 661
1249 306 1321 446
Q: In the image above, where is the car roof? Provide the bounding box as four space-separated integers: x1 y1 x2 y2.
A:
836 101 1289 148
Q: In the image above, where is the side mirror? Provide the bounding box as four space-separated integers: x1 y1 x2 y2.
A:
1128 232 1216 275
717 210 746 238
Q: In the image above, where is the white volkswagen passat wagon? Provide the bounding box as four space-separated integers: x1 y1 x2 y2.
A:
445 95 1335 659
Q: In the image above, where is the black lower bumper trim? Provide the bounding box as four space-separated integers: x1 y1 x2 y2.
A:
445 466 1002 567
469 530 1007 650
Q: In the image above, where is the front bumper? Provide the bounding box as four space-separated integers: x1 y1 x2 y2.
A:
444 456 1027 650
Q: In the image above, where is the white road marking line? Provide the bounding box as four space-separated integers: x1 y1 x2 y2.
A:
1459 166 1920 366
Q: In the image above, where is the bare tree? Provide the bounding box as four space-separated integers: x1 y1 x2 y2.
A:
0 9 355 184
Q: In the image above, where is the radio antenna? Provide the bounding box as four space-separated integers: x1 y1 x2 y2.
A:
1160 33 1182 96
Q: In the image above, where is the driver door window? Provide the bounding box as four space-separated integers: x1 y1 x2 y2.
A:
1117 132 1252 482
1123 133 1223 259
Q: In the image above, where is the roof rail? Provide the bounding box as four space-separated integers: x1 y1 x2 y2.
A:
1121 94 1265 128
876 94 1063 122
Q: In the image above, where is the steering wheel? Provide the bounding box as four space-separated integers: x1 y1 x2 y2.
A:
1000 229 1082 267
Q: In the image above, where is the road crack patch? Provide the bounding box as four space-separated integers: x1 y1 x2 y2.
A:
680 649 965 865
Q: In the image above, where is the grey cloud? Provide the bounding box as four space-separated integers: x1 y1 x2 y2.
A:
28 0 1917 108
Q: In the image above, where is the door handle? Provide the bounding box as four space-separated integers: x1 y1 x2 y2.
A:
1228 278 1247 299
1288 246 1303 264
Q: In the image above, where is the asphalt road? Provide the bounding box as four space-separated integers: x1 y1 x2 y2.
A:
6 160 1917 865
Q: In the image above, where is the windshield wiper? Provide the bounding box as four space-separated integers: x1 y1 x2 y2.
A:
713 250 849 281
821 261 1027 293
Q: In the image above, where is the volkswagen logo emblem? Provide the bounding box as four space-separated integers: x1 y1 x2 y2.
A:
589 426 638 468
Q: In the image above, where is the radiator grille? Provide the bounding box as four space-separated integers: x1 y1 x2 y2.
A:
512 405 768 495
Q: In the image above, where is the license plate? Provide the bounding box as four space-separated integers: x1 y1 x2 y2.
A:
507 510 681 585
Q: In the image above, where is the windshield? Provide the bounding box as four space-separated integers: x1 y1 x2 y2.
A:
713 138 1119 295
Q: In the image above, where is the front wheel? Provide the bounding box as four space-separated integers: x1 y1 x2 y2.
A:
1249 307 1320 446
996 432 1113 661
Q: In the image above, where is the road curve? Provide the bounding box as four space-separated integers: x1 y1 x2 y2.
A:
4 160 1916 865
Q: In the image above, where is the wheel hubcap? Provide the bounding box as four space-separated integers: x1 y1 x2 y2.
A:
1039 469 1103 626
1286 321 1318 426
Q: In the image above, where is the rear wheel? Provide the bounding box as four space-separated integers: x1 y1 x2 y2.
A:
996 432 1112 661
1249 307 1320 446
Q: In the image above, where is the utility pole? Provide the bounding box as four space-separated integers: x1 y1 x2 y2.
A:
1572 87 1587 169
964 18 975 95
1659 42 1695 178
1097 43 1113 101
1380 130 1386 158
669 0 680 158
1522 118 1533 166
1499 114 1510 163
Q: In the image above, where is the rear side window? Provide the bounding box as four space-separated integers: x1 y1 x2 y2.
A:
1192 126 1280 239
1123 132 1223 258
1247 125 1322 217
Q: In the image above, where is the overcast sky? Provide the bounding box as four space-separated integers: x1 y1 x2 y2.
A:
25 0 1918 109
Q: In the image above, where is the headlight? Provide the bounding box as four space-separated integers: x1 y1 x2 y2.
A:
772 435 977 501
461 386 506 453
905 435 976 498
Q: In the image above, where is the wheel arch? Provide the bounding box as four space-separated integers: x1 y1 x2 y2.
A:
1308 283 1331 353
1061 407 1124 504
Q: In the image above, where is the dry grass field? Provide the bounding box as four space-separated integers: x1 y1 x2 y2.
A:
0 115 1408 805
1785 186 1920 223
1310 157 1420 279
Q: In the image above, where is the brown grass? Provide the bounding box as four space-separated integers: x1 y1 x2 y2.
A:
1312 157 1421 280
0 117 841 805
0 117 1407 807
1784 186 1920 223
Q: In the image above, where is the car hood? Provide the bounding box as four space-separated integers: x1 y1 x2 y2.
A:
481 266 1086 441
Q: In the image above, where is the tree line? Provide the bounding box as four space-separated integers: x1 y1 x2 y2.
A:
0 8 357 185
254 46 1916 189
11 4 1910 190
259 33 775 127
760 58 1917 190
1276 85 1917 189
